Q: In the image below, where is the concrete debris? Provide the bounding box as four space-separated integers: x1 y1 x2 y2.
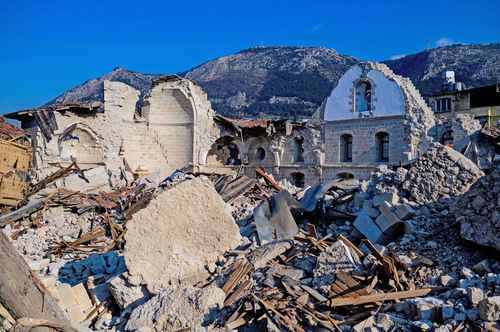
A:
370 143 484 204
452 162 500 250
253 191 300 244
313 240 361 286
125 284 225 332
108 274 151 312
479 296 500 321
124 176 241 292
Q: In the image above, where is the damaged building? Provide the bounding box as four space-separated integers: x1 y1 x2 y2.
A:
5 62 436 188
1 61 500 332
6 77 220 189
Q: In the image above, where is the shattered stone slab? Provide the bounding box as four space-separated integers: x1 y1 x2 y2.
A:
124 177 241 293
313 240 361 287
125 285 225 332
353 211 382 243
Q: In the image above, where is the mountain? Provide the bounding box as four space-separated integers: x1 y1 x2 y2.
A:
47 67 161 105
383 43 500 96
45 43 500 118
185 47 358 118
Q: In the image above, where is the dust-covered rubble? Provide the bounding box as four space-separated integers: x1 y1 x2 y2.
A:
452 162 500 250
124 176 241 293
0 140 499 331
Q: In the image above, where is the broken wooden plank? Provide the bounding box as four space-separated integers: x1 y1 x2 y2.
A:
328 287 443 307
0 198 45 226
0 231 76 331
337 234 364 258
256 167 282 191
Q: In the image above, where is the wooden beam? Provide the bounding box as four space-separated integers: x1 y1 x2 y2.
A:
0 231 76 331
328 288 442 307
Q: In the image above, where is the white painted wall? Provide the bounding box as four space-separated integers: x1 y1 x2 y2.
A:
324 65 406 121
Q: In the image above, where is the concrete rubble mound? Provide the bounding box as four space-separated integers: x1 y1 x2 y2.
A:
0 118 499 332
369 143 484 204
452 162 500 251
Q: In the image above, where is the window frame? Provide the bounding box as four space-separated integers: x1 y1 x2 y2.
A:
376 132 389 162
340 134 353 162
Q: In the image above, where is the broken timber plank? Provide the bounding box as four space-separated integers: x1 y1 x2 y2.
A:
256 167 282 191
328 287 443 307
0 231 76 331
0 198 45 226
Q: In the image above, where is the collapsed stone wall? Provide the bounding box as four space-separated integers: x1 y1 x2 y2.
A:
365 62 436 159
30 78 220 186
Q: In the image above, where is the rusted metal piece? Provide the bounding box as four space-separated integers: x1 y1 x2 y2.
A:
256 167 282 191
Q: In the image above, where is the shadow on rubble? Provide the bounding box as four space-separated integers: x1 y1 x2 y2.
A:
57 251 126 286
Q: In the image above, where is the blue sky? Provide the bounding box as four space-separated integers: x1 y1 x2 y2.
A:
1 0 499 114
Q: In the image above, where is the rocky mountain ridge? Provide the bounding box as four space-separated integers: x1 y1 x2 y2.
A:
47 43 500 118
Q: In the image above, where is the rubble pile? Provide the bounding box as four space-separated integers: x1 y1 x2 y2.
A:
452 162 500 251
0 136 499 331
367 143 484 204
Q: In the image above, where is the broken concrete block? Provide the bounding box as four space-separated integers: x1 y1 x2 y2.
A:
60 165 111 193
410 297 443 322
50 283 93 323
314 240 361 287
467 287 484 306
108 275 150 311
124 177 241 293
353 211 382 243
125 285 225 332
394 204 416 220
247 240 292 269
373 192 399 207
254 191 300 244
362 199 380 219
353 316 376 332
378 201 401 228
479 296 500 321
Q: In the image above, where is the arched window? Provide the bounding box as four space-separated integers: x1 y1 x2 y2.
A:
255 147 266 162
340 134 353 162
376 132 389 162
355 81 372 113
337 172 354 180
294 136 305 162
290 172 305 188
441 130 454 146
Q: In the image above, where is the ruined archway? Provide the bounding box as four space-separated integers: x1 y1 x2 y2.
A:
290 172 305 188
206 136 241 166
59 123 104 166
146 88 194 171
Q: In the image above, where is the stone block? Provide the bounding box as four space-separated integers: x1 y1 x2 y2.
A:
467 287 484 306
51 283 93 322
479 296 500 321
373 192 399 207
362 199 380 218
353 211 382 243
394 204 415 220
